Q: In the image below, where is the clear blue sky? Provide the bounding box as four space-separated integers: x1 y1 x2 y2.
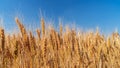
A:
0 0 120 34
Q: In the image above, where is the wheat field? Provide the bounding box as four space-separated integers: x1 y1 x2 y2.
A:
0 17 120 68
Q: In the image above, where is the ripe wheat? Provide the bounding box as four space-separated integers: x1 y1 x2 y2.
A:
0 18 120 68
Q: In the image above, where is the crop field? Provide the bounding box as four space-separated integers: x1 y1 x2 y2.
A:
0 18 120 68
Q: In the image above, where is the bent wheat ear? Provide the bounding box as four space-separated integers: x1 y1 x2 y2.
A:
15 17 27 36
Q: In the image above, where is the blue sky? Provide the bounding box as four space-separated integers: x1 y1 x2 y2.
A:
0 0 120 34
